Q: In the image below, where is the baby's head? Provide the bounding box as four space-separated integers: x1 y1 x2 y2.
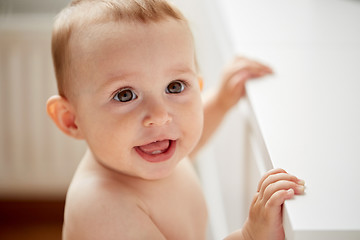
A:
52 0 190 99
47 0 203 180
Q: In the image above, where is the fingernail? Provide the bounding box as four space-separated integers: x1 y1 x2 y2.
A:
287 188 294 196
297 179 305 185
296 185 305 193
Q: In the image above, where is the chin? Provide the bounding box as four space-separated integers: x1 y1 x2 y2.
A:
138 160 180 180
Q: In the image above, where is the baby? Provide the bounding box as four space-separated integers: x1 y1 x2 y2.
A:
46 0 305 239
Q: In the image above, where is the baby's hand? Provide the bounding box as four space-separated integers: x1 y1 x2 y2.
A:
216 56 272 110
242 168 305 240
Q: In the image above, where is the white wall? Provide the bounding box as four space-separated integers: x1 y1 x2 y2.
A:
0 0 68 14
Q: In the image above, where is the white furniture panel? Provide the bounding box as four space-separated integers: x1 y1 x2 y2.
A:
212 0 360 239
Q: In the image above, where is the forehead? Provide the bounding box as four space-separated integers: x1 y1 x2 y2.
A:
66 19 196 91
70 19 195 66
66 19 196 97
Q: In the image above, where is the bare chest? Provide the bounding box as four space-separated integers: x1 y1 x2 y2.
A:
142 161 208 240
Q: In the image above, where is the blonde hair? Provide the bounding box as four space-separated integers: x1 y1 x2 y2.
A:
52 0 187 98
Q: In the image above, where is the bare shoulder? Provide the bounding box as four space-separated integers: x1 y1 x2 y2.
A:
63 174 166 240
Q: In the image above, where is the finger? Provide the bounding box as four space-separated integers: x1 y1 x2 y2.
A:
265 189 294 215
257 168 287 192
262 180 304 203
258 173 301 197
223 58 273 85
253 61 273 74
234 57 273 74
227 65 268 87
244 63 273 77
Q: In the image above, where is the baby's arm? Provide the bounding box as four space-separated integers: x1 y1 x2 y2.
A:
225 168 305 240
190 56 272 158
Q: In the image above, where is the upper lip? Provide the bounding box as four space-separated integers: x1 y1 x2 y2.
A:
136 137 176 148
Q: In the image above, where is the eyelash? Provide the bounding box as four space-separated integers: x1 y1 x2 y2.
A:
112 80 188 103
112 88 137 103
166 80 187 94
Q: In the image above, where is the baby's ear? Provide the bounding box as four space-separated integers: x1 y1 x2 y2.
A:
46 95 84 139
198 76 204 91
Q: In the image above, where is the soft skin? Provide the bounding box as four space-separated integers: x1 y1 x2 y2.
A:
48 19 203 180
47 16 304 240
47 19 208 240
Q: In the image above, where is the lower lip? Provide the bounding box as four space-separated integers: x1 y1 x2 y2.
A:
135 140 176 163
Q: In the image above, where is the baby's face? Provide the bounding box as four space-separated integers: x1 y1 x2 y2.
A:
68 19 203 180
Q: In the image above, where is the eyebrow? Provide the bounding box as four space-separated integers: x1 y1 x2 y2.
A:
167 65 197 76
100 72 136 90
92 73 134 99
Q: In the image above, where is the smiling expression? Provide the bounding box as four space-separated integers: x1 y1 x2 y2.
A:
67 19 203 180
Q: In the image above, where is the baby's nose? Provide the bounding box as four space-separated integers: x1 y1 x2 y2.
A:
142 102 172 127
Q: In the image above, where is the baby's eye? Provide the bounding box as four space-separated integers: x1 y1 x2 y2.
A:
166 80 185 94
113 89 137 102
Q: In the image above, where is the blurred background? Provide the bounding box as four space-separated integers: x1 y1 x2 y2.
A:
0 1 86 239
0 0 246 239
4 0 358 239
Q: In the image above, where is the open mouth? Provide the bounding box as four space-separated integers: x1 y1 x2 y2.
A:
135 140 176 163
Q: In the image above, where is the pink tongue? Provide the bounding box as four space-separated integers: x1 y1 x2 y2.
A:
139 140 170 153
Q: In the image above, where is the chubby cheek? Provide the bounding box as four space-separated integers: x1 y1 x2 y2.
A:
179 97 204 151
76 105 138 163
